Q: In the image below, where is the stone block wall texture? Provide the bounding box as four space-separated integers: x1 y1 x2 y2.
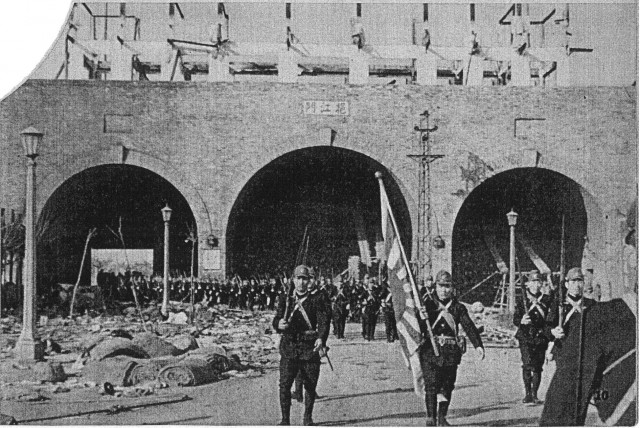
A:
0 80 636 297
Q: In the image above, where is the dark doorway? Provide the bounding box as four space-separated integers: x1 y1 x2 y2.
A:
37 164 196 291
452 168 587 305
226 147 412 278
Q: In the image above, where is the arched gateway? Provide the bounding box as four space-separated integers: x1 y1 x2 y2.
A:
36 164 197 292
225 147 412 278
451 167 592 305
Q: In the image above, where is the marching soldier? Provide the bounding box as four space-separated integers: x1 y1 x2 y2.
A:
331 280 349 339
545 267 596 360
361 278 380 341
273 265 331 426
293 273 331 403
268 278 279 310
418 270 485 426
381 283 400 343
540 283 636 425
513 271 552 405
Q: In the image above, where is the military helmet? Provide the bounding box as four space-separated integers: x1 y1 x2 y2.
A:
527 271 543 283
434 270 452 285
293 264 311 278
566 267 584 281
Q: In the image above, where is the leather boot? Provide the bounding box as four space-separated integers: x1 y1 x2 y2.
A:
531 371 544 405
278 403 291 425
278 391 291 425
437 401 450 426
303 389 316 425
522 368 533 403
425 392 437 426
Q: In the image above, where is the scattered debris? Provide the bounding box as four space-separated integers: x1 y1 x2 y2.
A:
0 303 281 401
32 362 67 383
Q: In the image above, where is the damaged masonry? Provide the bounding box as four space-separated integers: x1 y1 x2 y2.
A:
0 2 637 426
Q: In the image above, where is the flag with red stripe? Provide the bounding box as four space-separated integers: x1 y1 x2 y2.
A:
378 174 425 399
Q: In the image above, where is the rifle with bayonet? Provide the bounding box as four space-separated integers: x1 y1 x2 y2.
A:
558 214 566 327
284 223 310 322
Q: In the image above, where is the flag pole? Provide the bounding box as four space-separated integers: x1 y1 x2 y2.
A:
376 171 439 357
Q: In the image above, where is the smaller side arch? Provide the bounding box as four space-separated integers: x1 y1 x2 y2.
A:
450 167 594 305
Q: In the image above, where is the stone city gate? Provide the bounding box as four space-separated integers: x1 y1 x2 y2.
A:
0 80 635 299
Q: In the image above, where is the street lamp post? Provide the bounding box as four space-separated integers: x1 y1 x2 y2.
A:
14 127 45 364
507 209 518 314
161 204 172 316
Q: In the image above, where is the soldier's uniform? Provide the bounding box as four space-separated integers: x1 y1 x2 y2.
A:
513 271 552 404
540 268 632 426
361 282 380 341
273 265 331 426
418 270 484 426
331 283 349 339
546 268 596 360
381 285 400 343
540 292 636 426
293 276 331 403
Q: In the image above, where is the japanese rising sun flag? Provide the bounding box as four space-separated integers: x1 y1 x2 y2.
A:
376 172 426 398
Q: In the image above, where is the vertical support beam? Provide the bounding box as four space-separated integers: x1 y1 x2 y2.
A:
466 55 484 86
207 52 232 82
556 53 571 87
110 41 132 80
348 49 368 85
278 51 299 83
509 52 531 86
415 52 437 85
162 47 181 81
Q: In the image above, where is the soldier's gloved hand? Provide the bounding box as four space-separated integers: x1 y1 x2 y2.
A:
521 314 531 325
278 319 289 331
545 349 554 363
475 347 485 361
313 339 323 353
419 307 428 320
318 345 329 358
551 326 565 339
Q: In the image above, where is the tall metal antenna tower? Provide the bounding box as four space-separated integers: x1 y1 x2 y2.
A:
408 111 443 286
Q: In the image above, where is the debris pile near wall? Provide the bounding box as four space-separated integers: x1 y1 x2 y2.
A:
0 304 278 401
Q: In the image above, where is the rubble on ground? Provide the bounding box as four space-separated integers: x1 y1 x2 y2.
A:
0 302 279 401
462 302 518 347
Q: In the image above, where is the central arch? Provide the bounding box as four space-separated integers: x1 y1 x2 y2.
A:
226 147 412 277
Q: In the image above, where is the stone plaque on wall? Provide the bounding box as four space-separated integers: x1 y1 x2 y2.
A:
203 249 221 270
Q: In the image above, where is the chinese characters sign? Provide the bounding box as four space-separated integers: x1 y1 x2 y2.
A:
304 100 349 116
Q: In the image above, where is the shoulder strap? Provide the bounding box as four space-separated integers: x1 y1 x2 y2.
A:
287 296 313 329
432 300 457 334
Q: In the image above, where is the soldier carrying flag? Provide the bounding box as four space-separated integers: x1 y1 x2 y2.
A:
418 270 485 426
376 172 484 426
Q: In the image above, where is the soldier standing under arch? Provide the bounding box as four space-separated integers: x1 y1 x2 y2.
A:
513 271 552 405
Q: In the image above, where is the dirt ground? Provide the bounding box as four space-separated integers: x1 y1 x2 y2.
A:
0 321 602 426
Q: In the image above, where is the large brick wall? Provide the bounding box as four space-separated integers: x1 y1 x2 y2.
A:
0 80 636 297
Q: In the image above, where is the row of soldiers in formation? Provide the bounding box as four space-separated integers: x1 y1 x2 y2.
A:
96 269 400 339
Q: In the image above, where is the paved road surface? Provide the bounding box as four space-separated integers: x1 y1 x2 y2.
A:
3 323 600 425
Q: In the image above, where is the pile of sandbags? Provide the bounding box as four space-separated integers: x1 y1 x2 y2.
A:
78 334 240 388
